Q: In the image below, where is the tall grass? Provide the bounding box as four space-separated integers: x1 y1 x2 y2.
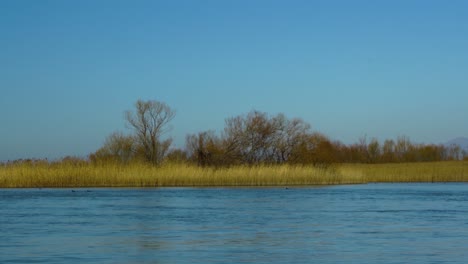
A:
340 161 468 183
0 162 362 188
1 161 467 188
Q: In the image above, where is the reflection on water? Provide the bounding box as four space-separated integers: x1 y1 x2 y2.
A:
1 184 468 263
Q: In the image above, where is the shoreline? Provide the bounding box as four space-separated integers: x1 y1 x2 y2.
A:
2 182 468 190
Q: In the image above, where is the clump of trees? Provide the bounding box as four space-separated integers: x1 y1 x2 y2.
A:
89 99 468 167
185 111 337 166
90 100 175 165
334 135 463 163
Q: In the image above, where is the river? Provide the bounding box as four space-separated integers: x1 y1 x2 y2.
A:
1 183 468 263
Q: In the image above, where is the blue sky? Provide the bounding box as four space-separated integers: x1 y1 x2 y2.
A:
1 0 467 161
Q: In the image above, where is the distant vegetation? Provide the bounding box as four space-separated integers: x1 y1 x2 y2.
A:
1 99 467 188
87 99 467 167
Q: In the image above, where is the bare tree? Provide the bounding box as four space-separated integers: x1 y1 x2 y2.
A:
221 111 314 165
447 144 462 160
125 100 175 165
395 135 411 162
222 111 277 165
272 114 311 163
186 130 223 166
382 139 395 162
367 138 381 163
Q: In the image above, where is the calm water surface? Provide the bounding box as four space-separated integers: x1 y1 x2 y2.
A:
1 184 468 263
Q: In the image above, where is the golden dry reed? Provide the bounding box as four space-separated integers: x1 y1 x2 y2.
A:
0 161 467 188
341 161 468 183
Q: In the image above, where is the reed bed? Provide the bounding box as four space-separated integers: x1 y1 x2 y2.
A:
341 161 468 183
0 162 363 188
1 161 467 188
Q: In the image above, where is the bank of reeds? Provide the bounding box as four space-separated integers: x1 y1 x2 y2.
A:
1 161 467 188
0 162 363 188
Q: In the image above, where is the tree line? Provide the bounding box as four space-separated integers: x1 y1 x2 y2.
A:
89 99 467 166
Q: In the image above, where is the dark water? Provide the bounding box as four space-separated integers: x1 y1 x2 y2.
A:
1 184 468 263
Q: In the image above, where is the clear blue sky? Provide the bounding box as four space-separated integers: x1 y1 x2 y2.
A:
1 0 467 161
